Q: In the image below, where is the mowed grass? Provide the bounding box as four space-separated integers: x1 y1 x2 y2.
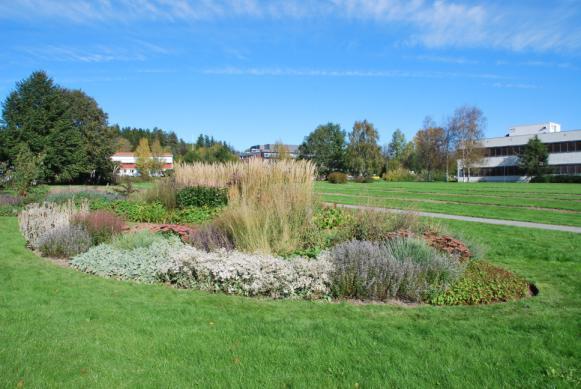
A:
1 216 580 387
317 181 581 227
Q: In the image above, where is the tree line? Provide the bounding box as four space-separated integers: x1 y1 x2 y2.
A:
0 71 238 188
298 107 486 181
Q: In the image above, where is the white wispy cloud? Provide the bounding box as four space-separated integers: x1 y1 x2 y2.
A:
413 55 479 65
2 0 580 53
18 39 171 63
492 82 539 90
202 66 503 80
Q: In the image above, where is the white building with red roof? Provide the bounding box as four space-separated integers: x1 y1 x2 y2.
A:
111 152 174 176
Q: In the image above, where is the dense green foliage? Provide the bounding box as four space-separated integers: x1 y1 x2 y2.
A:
298 123 346 176
91 199 219 224
530 175 581 183
430 260 531 305
1 216 579 387
112 125 188 157
181 136 238 164
519 135 549 178
346 120 383 176
176 186 228 208
0 71 115 184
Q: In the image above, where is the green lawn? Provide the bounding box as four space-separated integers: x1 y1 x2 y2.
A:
1 216 580 387
317 181 581 227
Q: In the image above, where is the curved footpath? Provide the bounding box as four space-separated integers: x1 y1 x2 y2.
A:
327 203 581 234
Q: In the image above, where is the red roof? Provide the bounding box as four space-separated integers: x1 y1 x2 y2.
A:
113 152 173 157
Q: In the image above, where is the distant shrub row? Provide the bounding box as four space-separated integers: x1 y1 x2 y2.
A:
530 175 581 183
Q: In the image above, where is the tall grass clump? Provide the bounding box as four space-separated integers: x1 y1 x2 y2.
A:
330 238 464 302
175 159 316 254
142 177 178 209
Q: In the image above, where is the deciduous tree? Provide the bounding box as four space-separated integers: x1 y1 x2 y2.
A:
414 126 446 181
346 120 382 177
448 106 486 182
298 123 346 175
135 137 152 179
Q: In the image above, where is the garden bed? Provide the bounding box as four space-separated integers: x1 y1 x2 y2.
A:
14 160 537 306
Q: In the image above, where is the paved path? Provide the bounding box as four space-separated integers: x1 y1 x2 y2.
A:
326 203 581 234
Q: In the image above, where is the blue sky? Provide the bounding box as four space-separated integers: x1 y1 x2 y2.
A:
1 0 580 150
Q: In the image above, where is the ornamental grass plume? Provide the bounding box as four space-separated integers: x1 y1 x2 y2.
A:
175 159 317 255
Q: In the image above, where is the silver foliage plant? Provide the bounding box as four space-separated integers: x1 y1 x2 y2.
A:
71 235 194 283
330 238 464 302
71 236 333 299
19 200 89 249
69 233 463 302
161 249 333 299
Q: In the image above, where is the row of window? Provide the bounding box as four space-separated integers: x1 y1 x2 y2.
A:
465 164 581 177
484 140 581 157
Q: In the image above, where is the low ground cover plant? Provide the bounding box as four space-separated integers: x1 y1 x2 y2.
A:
429 260 532 305
71 235 193 283
71 236 332 298
90 199 219 224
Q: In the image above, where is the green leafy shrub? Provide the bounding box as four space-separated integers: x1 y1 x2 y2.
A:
383 168 416 182
72 210 125 245
330 239 464 302
22 185 49 204
92 200 166 223
176 186 228 208
429 260 531 305
530 175 581 183
314 206 350 230
327 172 348 184
91 199 219 224
38 224 92 258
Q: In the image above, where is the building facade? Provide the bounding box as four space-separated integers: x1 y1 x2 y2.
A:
457 122 581 182
240 144 299 160
111 152 174 176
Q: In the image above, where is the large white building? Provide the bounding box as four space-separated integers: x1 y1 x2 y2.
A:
457 122 581 182
111 152 174 176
